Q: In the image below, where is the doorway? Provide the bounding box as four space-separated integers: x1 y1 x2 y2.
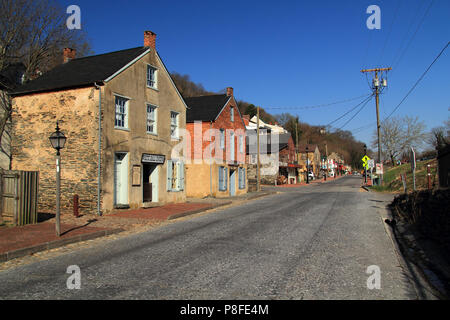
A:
230 168 236 196
143 163 158 203
114 152 128 205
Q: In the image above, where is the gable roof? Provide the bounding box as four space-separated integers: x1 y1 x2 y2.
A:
11 47 150 96
184 94 231 122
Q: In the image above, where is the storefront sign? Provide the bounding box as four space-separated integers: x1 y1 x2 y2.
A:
141 153 165 164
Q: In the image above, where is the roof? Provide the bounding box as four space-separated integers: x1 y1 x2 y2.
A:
11 47 150 95
298 144 318 153
184 94 231 122
0 63 25 91
246 132 292 154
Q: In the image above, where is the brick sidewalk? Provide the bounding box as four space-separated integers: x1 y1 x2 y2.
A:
0 201 223 262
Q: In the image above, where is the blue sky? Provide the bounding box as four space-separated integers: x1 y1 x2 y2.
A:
60 0 449 147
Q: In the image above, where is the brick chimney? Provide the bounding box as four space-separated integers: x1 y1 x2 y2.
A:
226 87 233 96
144 30 157 49
243 114 250 126
63 48 76 63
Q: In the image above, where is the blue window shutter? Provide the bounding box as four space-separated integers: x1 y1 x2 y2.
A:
167 160 172 191
218 166 223 191
179 162 184 191
225 167 228 190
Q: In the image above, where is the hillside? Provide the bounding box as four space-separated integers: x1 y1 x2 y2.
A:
170 72 368 169
371 159 438 193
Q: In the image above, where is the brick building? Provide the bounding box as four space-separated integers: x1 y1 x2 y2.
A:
184 88 248 198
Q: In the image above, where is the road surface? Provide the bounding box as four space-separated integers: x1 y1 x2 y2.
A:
0 176 416 299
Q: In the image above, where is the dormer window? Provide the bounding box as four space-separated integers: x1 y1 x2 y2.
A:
147 65 157 89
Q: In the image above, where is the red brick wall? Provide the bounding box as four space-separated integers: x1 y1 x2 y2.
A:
186 97 246 163
279 135 296 163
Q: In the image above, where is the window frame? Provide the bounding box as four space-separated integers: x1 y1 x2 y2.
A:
170 111 180 139
219 129 225 149
146 103 158 135
230 106 234 122
146 64 158 89
114 95 130 130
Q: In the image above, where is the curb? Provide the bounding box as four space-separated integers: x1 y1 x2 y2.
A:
0 228 124 263
167 202 232 220
380 206 442 300
246 191 277 200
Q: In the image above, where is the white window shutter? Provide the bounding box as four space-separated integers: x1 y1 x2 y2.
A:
167 160 172 191
225 167 228 190
178 162 185 191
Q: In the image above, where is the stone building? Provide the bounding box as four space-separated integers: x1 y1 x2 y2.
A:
184 88 248 198
10 31 187 215
298 144 321 179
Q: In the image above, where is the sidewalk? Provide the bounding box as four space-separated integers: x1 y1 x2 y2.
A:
0 190 274 263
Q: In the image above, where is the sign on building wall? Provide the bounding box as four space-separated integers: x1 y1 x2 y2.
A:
132 165 141 186
141 154 165 164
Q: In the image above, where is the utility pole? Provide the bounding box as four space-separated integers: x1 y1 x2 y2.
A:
361 67 391 186
257 106 261 191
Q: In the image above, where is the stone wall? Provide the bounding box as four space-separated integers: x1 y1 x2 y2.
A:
11 87 100 215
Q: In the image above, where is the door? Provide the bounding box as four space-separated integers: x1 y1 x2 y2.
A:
114 153 128 205
230 169 236 196
230 132 235 162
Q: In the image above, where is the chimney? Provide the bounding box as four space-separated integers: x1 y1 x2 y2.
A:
144 30 157 49
63 48 76 63
226 87 233 96
243 114 250 126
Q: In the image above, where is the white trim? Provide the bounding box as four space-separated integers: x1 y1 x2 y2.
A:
104 49 151 83
214 96 232 122
146 63 158 89
155 51 189 109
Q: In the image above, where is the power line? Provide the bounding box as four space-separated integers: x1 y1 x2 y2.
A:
325 94 374 127
378 0 403 66
384 41 449 121
337 97 372 130
391 0 435 74
265 93 371 110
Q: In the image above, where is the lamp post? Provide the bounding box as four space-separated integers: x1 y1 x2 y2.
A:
306 145 309 184
49 121 67 236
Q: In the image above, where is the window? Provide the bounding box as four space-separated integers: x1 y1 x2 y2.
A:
239 167 246 189
218 166 228 191
167 160 184 191
239 135 244 153
230 107 234 122
146 104 157 134
219 129 225 149
147 65 157 88
170 111 179 138
115 96 128 129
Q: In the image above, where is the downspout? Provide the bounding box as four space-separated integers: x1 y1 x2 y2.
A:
94 82 102 216
210 121 213 197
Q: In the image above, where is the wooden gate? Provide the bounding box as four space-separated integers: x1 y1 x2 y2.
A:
0 170 39 226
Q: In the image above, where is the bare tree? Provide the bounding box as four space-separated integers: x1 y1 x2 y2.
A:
0 0 91 168
373 115 427 165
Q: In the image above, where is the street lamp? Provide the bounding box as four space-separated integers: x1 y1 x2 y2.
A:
306 145 309 184
49 121 67 236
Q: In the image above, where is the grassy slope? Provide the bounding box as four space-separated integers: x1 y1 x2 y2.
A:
371 159 438 193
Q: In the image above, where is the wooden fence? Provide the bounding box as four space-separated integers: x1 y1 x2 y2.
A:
0 170 39 226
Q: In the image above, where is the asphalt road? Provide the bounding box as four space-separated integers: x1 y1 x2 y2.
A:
0 176 416 299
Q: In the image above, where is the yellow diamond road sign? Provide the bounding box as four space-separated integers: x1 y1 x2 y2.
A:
361 155 370 164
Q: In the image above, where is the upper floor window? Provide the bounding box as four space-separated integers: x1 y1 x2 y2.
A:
219 129 225 149
147 65 157 89
115 96 128 129
170 111 179 139
239 135 244 153
230 106 234 122
147 104 157 134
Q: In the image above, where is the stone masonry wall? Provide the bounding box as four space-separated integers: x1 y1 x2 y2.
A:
11 87 100 215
